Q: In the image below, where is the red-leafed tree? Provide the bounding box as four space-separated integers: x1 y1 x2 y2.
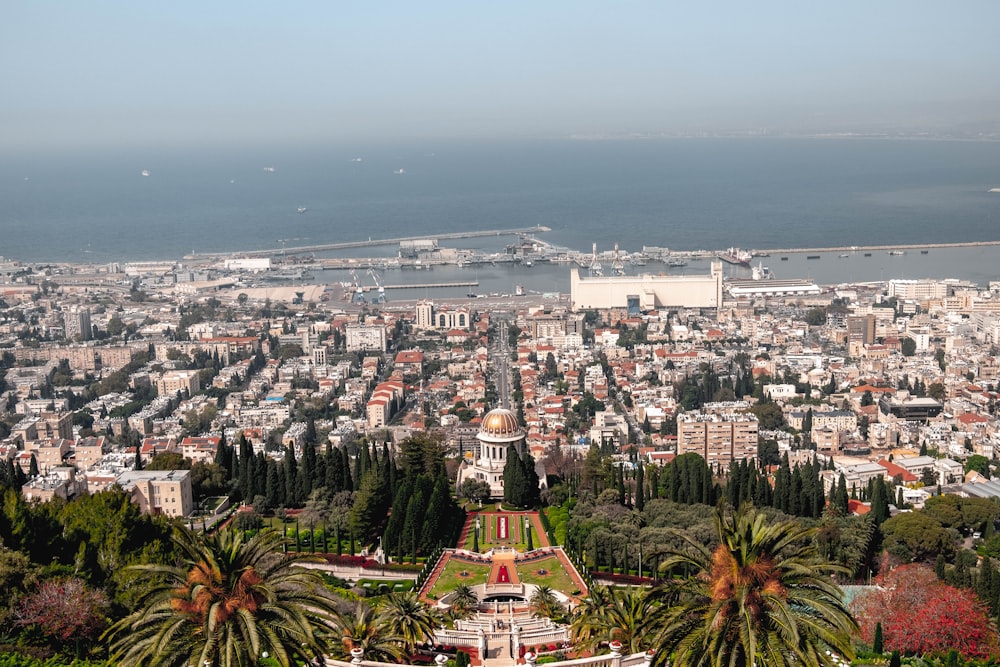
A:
14 577 109 645
852 564 1000 659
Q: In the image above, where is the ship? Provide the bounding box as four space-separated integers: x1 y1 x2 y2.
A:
263 166 275 173
887 250 905 256
297 207 308 214
717 247 752 267
140 169 150 177
393 168 406 175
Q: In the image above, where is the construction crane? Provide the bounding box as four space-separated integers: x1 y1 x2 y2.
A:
350 270 365 304
611 242 625 276
588 242 603 277
367 267 386 304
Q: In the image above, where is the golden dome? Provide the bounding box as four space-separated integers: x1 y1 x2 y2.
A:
477 407 524 444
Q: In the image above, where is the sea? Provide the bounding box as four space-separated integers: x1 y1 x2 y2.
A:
3 138 1000 298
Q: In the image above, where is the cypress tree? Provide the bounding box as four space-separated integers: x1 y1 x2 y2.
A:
616 464 626 506
934 553 947 579
835 473 850 515
341 446 353 491
873 621 884 653
264 458 280 508
384 477 413 553
522 451 541 508
326 444 342 493
420 478 449 552
635 462 645 512
503 444 524 507
283 445 298 506
353 443 364 483
871 477 890 525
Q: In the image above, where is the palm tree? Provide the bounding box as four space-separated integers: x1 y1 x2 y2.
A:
103 527 339 667
331 601 406 663
529 584 563 621
648 505 858 667
569 586 612 650
449 583 479 620
570 585 652 653
378 591 443 656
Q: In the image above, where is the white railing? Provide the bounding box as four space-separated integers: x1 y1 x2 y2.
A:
325 643 655 667
485 583 525 596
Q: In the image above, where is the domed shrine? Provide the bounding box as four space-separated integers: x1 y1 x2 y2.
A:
456 407 543 499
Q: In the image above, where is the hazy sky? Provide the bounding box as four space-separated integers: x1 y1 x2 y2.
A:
3 1 999 149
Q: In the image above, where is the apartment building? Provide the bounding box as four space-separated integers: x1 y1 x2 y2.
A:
116 469 194 518
677 410 759 465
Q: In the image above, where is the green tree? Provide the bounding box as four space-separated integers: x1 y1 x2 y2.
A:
880 511 953 563
330 601 405 663
449 584 479 620
104 527 338 667
529 585 563 621
378 591 442 656
570 585 653 653
649 505 857 667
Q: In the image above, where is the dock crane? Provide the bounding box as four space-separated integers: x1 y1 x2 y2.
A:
589 242 603 277
367 267 386 304
611 242 625 276
350 270 366 304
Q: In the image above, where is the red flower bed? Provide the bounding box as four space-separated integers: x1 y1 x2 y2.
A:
322 554 367 567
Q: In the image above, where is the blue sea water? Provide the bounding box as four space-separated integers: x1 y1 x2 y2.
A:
3 138 1000 290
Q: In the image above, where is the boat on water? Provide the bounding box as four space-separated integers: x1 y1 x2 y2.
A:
839 253 850 258
263 166 275 173
140 169 150 177
751 262 773 280
666 258 688 267
393 168 406 175
887 250 905 256
780 257 788 261
864 253 872 257
988 187 1000 193
297 207 308 214
920 250 929 254
807 255 820 260
717 247 752 267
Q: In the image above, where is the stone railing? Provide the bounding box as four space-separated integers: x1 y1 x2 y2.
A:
484 582 525 596
326 641 656 667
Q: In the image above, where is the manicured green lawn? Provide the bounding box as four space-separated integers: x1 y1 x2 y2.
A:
463 514 539 552
517 556 579 596
426 559 491 599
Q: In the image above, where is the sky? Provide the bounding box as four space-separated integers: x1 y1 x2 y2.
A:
2 1 999 150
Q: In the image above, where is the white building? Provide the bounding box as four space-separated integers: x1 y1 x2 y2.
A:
570 263 723 313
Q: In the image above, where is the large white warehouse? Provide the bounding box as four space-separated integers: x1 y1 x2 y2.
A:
570 261 724 313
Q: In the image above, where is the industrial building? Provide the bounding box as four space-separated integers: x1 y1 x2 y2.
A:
570 262 724 313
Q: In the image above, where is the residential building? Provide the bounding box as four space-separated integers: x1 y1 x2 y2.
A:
116 469 194 518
